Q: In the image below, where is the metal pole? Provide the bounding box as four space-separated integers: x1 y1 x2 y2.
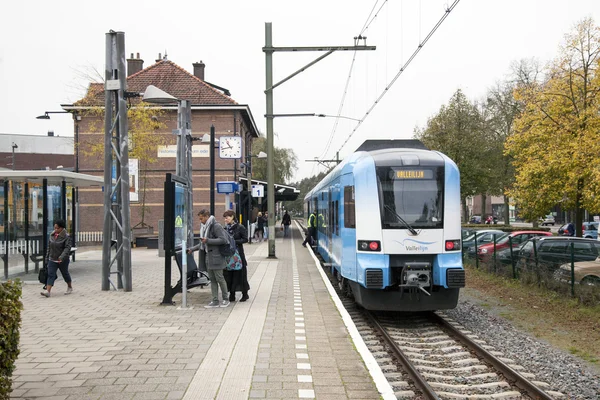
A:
116 36 133 292
181 227 187 308
210 125 215 216
11 145 15 170
247 153 253 244
102 33 114 291
102 31 132 292
184 102 194 248
265 22 276 258
24 182 29 274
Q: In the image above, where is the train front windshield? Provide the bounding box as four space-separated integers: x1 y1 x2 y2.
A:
377 166 444 229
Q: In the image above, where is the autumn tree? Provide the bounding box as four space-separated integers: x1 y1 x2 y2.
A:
284 171 329 214
414 89 490 220
505 18 600 236
250 136 298 184
79 102 167 228
482 79 521 224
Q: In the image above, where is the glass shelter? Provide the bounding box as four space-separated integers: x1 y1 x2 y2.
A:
0 170 104 279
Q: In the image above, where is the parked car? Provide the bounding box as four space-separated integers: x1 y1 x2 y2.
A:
473 230 553 262
555 258 600 286
582 221 598 239
462 229 505 253
539 215 555 226
558 223 575 236
462 228 475 240
516 236 600 273
469 215 482 224
496 243 527 265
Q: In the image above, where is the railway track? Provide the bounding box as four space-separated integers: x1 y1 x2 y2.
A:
316 256 565 399
364 310 565 399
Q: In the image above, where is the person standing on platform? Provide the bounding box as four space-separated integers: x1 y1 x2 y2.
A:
222 210 250 302
40 219 73 297
302 210 317 248
281 211 291 238
188 209 230 308
263 211 269 241
254 212 265 242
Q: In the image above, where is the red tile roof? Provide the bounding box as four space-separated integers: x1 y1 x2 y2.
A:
75 60 237 106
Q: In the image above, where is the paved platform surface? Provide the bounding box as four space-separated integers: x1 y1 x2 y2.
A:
8 224 387 399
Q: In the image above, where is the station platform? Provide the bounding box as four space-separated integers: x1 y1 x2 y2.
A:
8 223 394 399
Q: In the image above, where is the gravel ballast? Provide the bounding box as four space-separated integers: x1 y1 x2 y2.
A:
444 298 600 399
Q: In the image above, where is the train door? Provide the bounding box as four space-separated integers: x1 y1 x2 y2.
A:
328 187 333 257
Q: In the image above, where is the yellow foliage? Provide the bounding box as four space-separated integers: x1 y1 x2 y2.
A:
79 102 169 167
505 18 600 219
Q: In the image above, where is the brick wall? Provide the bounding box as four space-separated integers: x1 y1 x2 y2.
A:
0 152 74 171
77 109 252 233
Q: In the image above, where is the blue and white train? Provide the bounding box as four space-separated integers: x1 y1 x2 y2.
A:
304 140 465 311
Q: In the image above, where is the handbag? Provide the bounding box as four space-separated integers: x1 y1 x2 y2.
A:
38 266 48 285
225 250 243 271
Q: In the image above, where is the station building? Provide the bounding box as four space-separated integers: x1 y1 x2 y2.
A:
63 54 262 236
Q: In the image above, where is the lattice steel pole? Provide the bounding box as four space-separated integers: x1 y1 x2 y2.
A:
102 30 132 292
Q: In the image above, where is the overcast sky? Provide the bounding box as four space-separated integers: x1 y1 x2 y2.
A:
1 0 599 182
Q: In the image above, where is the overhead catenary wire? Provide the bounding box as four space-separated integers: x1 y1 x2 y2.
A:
318 0 388 161
336 0 461 154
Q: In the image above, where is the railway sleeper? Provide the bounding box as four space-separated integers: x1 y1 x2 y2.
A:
429 380 511 390
436 390 522 399
411 357 480 366
417 365 488 373
421 372 505 382
394 390 417 399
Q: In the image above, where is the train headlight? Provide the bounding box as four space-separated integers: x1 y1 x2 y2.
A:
445 239 460 251
358 240 381 252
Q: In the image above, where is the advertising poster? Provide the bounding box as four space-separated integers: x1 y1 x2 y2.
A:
129 158 139 202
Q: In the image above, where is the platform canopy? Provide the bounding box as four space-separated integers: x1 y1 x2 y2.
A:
239 177 300 201
0 170 104 187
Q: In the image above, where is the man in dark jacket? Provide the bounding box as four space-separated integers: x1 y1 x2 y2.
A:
188 209 230 308
281 211 292 238
302 211 317 247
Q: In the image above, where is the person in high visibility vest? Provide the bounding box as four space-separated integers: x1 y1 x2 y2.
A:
302 211 317 247
175 215 183 228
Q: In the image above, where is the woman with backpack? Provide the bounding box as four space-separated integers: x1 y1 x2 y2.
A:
223 210 250 302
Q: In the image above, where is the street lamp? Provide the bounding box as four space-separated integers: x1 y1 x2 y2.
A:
241 151 267 243
11 143 18 170
36 111 82 172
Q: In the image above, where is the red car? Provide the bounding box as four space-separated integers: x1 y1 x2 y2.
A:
475 230 553 262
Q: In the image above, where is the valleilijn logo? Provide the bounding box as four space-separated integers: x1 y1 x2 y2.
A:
398 239 436 252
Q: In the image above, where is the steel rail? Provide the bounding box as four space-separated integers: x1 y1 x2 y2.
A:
430 312 554 400
364 310 441 400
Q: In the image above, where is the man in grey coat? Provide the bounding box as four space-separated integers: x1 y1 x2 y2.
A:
188 209 230 308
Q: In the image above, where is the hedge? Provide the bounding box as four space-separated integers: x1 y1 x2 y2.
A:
0 280 22 400
462 224 552 233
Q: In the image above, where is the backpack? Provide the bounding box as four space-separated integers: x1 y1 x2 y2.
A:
219 231 237 257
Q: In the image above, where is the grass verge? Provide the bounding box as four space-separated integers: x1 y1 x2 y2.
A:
461 264 600 371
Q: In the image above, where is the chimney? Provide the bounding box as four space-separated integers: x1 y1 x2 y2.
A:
155 53 162 63
127 52 144 76
47 130 54 137
193 61 205 80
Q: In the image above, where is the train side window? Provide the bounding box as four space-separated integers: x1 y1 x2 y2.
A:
344 186 355 228
335 200 339 235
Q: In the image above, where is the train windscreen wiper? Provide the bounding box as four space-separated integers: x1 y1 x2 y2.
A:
384 205 419 236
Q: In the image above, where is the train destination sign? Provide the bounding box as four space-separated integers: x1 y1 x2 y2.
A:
396 170 433 179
